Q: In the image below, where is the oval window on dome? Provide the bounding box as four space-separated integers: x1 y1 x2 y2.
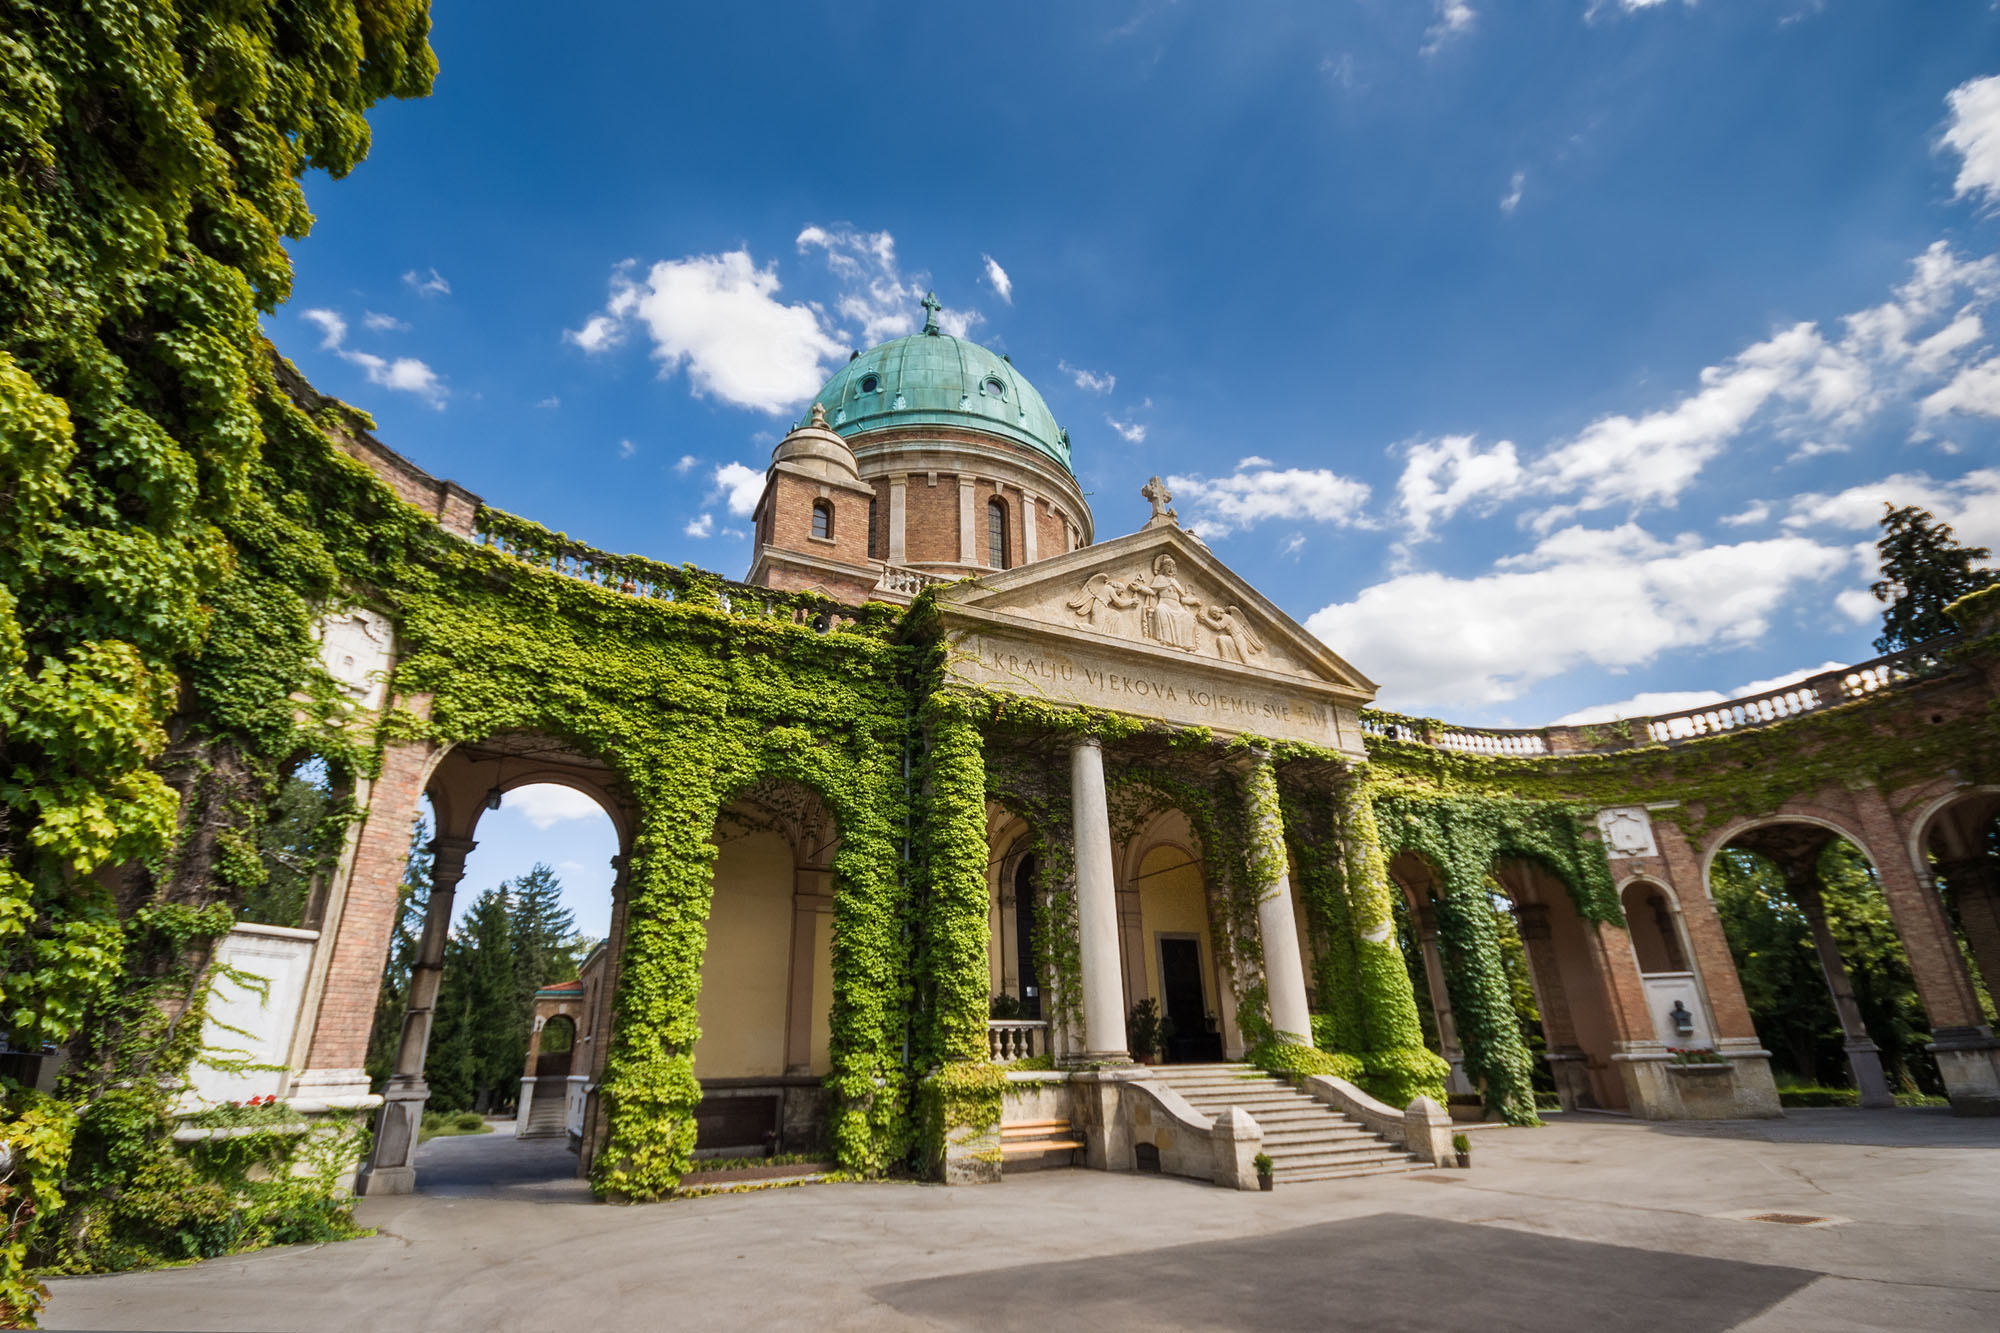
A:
982 376 1006 399
859 374 880 394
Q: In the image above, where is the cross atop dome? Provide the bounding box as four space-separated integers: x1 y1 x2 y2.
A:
921 290 942 335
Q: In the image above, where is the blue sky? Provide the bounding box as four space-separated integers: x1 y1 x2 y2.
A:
275 3 2000 929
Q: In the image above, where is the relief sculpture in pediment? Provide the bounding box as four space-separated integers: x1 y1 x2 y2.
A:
1065 553 1265 663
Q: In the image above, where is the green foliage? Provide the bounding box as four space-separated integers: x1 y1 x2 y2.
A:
0 1 434 1317
1245 1041 1363 1082
417 1109 490 1141
1872 503 1997 654
1252 1151 1273 1176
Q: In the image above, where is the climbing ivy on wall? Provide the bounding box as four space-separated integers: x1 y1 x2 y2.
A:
0 2 433 1320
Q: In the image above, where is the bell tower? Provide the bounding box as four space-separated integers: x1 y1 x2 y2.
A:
745 403 882 601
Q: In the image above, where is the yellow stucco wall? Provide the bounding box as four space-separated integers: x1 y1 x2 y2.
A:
1135 844 1215 1020
808 907 834 1075
693 831 793 1078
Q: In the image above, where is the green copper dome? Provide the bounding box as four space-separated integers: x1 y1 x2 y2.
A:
808 293 1072 473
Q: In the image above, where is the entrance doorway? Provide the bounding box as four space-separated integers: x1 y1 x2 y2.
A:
1159 936 1223 1063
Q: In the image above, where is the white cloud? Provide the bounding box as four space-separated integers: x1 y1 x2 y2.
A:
1168 461 1371 538
569 251 846 415
1307 525 1848 711
1553 660 1848 726
362 311 407 332
1719 501 1770 528
566 313 625 354
505 784 606 829
1106 414 1148 444
796 225 985 346
1060 360 1116 394
1941 73 2000 210
1783 468 2000 553
713 462 764 518
675 454 698 475
1835 588 1880 624
1281 533 1306 559
982 254 1013 304
1499 170 1525 215
1395 434 1524 540
302 308 346 350
536 396 560 410
1422 1 1474 55
300 307 446 407
1921 354 2000 421
402 267 450 297
1785 439 1850 463
684 513 715 539
618 439 635 459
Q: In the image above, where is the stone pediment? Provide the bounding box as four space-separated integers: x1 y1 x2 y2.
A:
935 522 1376 753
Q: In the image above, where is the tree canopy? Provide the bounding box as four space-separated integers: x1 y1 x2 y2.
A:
1872 504 1997 653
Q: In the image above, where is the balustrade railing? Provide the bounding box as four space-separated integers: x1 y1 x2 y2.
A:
987 1019 1048 1062
875 564 950 597
1362 637 1956 757
471 506 899 639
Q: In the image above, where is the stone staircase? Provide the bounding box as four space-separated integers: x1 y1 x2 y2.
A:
520 1085 568 1139
1000 1118 1083 1172
1150 1064 1426 1183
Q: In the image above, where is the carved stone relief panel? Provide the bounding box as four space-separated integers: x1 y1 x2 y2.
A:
1060 553 1292 672
315 608 394 712
1596 806 1659 859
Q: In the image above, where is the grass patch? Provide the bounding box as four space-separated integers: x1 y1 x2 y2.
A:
419 1110 494 1142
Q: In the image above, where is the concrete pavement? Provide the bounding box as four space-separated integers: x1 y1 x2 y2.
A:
41 1109 2000 1331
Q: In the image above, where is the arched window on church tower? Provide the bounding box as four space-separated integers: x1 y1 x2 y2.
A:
812 499 833 541
987 497 1009 569
867 495 879 559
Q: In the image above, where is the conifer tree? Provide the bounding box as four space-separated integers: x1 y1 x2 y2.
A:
1872 504 1997 653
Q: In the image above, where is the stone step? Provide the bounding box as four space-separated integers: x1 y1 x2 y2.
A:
1273 1158 1428 1184
1259 1126 1376 1146
1264 1142 1409 1166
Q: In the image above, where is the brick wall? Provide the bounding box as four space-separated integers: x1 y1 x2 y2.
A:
763 471 872 569
303 738 436 1072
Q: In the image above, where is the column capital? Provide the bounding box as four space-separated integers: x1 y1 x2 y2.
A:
428 836 477 886
1072 733 1103 753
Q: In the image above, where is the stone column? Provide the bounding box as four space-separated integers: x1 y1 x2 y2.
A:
957 475 978 565
1937 856 2000 1007
1516 903 1591 1110
785 868 831 1075
358 834 475 1195
1789 865 1894 1108
1071 738 1129 1061
1021 494 1039 564
888 474 908 564
1417 907 1474 1095
1241 753 1314 1046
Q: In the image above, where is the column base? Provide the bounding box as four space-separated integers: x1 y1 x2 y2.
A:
1545 1050 1595 1111
356 1164 417 1196
357 1080 431 1195
1929 1027 2000 1116
1842 1037 1895 1109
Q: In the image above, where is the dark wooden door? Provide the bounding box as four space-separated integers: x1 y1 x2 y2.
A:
1160 937 1219 1063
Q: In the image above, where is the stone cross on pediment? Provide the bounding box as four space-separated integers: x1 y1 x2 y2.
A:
1140 476 1178 528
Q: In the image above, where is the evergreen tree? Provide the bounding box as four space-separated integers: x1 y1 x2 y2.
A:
245 761 343 928
1871 504 1997 653
508 863 580 1015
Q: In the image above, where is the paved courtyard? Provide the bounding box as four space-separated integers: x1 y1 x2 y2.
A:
42 1110 2000 1331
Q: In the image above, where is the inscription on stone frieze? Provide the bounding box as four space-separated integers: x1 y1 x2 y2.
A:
949 630 1359 753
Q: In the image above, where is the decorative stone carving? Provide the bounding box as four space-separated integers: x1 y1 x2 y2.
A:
315 608 394 712
1596 806 1659 859
1065 554 1265 663
1140 475 1179 529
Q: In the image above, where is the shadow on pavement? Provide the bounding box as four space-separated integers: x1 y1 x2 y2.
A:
408 1122 594 1203
1583 1106 2000 1150
873 1213 1816 1333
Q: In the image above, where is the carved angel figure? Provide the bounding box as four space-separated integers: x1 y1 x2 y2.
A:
1199 603 1264 664
1066 571 1138 625
1135 554 1200 652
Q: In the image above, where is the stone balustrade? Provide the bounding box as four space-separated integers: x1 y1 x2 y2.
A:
1364 636 1956 758
987 1019 1049 1062
875 564 950 596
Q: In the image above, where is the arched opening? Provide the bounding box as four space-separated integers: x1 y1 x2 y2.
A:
1916 790 2000 1026
811 498 833 540
985 809 1054 1062
360 731 632 1194
987 496 1009 569
1710 822 1941 1105
1119 812 1228 1064
1385 852 1465 1093
693 777 839 1157
1491 857 1624 1111
249 753 348 930
1622 881 1689 974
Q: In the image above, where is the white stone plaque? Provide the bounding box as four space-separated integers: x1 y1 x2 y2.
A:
315 607 394 712
1596 806 1659 859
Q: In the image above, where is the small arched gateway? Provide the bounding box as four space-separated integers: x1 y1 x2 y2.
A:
251 295 2000 1205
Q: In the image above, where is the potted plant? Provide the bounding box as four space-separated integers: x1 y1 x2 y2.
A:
1453 1133 1471 1169
1127 998 1161 1065
1253 1152 1274 1191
